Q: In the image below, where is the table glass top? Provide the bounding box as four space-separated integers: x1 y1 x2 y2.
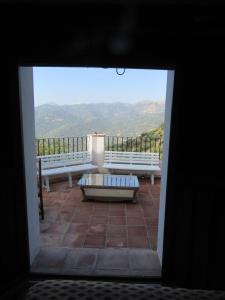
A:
78 174 139 189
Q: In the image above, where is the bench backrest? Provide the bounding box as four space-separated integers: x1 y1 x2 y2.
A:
104 151 159 166
37 151 92 169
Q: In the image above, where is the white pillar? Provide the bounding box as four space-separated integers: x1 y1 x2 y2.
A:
157 70 175 264
19 67 41 264
87 133 105 170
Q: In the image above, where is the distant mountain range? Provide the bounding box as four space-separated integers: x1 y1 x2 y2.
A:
35 101 165 137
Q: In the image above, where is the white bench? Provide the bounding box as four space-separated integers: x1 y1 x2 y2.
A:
103 151 161 184
37 151 98 192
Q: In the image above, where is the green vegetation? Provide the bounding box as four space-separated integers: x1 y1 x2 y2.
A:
140 122 164 139
106 123 164 158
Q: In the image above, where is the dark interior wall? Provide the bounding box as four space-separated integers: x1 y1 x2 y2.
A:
0 62 29 292
1 1 225 293
163 61 225 289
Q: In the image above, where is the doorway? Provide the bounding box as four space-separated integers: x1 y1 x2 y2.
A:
19 67 174 277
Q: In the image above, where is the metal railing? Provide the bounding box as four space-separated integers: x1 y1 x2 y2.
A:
36 137 88 156
36 135 163 159
105 136 163 159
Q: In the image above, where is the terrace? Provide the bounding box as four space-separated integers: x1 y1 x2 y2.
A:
32 134 162 277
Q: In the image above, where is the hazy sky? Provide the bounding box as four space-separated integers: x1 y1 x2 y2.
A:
33 67 168 106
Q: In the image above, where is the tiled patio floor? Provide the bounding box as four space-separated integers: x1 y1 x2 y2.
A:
40 177 160 250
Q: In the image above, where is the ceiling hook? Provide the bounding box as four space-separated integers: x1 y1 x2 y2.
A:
116 68 126 75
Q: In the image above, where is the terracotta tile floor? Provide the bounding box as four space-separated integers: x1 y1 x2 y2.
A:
40 177 160 250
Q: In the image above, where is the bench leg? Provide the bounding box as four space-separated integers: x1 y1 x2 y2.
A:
81 188 87 202
132 190 138 203
151 174 154 185
41 177 45 189
68 173 72 188
45 176 50 192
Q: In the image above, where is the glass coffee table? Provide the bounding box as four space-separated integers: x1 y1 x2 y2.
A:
78 174 139 203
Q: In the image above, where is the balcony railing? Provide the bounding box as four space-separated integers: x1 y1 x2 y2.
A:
36 135 163 159
105 136 163 159
36 137 88 156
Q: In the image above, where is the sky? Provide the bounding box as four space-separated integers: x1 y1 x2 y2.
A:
33 67 168 106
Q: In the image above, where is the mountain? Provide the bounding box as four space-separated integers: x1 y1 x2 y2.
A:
35 101 165 137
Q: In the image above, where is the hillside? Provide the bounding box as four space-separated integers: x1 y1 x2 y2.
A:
141 122 164 139
35 101 165 137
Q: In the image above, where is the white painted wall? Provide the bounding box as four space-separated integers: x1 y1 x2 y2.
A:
87 134 105 169
157 70 175 264
19 67 40 264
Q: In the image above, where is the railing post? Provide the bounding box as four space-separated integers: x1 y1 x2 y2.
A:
38 158 44 220
53 138 55 154
37 139 40 156
159 138 162 160
48 138 50 155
